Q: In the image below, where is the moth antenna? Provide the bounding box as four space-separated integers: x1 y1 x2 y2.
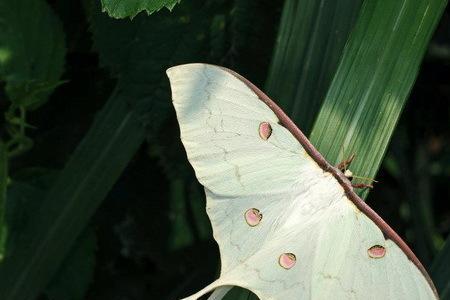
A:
337 153 356 171
339 143 345 164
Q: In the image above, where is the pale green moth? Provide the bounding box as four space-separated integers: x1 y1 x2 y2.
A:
167 63 438 300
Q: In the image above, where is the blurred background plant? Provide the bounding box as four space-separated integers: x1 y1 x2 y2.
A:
0 0 448 299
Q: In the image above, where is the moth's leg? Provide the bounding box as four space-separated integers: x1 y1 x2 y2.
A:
336 153 356 171
352 183 373 189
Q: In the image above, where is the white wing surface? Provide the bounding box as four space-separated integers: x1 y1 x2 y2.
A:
167 63 437 300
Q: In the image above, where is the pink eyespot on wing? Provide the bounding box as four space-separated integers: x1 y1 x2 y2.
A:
279 253 296 269
368 245 386 258
244 208 262 227
259 122 272 140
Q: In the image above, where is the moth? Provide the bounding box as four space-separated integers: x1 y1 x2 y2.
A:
167 63 438 300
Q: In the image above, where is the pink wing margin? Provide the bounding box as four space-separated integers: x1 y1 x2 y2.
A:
218 65 439 298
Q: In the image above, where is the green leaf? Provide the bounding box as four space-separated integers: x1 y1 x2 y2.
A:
432 236 450 299
0 141 7 261
45 228 96 300
4 171 57 265
0 0 65 109
265 0 363 134
167 178 212 250
4 181 45 260
101 0 181 19
309 0 447 199
4 176 96 300
88 0 213 131
5 80 67 109
0 93 145 300
168 179 195 250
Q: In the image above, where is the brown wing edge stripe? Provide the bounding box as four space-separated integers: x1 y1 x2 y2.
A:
218 65 439 298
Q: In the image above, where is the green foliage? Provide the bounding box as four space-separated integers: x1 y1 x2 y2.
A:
45 229 96 300
0 0 65 109
88 0 217 131
432 236 450 299
306 0 449 293
168 179 195 250
3 170 96 300
89 0 225 254
389 125 440 264
309 0 447 198
0 0 66 271
0 93 145 300
265 0 363 134
101 0 181 19
4 171 53 255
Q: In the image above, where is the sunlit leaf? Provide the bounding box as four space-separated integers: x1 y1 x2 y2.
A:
101 0 181 19
265 0 363 134
309 0 447 199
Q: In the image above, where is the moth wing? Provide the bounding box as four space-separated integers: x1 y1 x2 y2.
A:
167 63 314 197
167 63 326 273
182 198 436 300
167 64 437 300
